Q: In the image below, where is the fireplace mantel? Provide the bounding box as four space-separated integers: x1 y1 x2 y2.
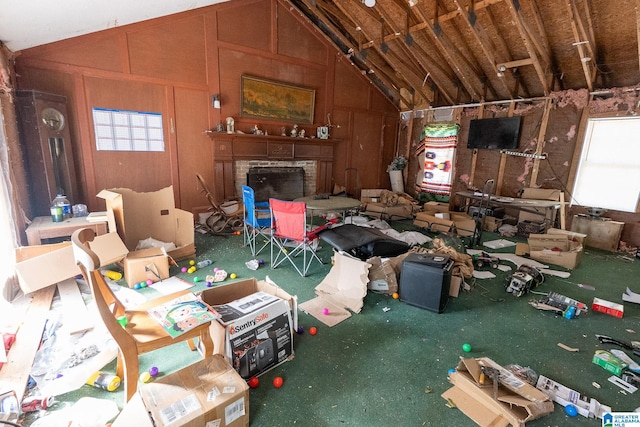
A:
207 133 336 200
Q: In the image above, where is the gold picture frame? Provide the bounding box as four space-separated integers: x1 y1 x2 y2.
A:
241 75 315 124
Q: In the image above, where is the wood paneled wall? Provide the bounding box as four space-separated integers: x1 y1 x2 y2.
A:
13 0 398 222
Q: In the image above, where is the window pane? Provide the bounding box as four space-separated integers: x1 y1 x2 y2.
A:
573 117 640 212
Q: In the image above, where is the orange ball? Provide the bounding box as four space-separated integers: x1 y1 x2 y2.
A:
392 292 399 299
273 376 284 388
309 326 318 335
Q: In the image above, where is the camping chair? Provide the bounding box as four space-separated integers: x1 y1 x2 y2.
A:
242 185 272 256
71 228 214 403
196 173 243 233
270 198 336 277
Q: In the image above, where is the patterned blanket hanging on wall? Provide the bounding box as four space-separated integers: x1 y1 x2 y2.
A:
415 123 459 195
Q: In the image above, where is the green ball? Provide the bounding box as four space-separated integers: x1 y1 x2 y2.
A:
462 343 472 353
193 276 200 283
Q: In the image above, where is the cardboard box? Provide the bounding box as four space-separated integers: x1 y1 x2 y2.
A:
592 350 628 376
421 201 450 215
518 188 560 224
366 252 411 295
112 355 249 427
362 203 414 220
442 357 554 427
123 247 170 287
200 278 297 379
413 212 454 232
98 186 195 261
450 212 476 237
536 375 611 419
592 297 624 318
299 251 369 327
524 229 585 270
483 216 503 232
14 232 129 294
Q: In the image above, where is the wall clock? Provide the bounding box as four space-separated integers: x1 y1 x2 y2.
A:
41 107 66 131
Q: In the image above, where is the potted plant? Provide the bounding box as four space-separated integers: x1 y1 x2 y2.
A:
387 156 407 193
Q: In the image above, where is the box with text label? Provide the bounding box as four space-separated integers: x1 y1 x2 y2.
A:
200 279 297 379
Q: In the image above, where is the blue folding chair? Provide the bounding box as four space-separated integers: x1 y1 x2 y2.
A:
242 185 272 256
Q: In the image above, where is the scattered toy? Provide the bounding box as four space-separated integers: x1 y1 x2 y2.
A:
230 273 237 279
462 343 472 353
505 264 544 297
309 327 318 335
322 308 329 315
149 366 159 377
471 251 500 269
139 372 152 383
529 292 587 318
296 326 304 334
392 292 399 299
565 404 578 417
273 377 284 388
248 377 259 388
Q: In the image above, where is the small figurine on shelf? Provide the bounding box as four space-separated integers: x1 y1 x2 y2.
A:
281 126 287 136
298 129 305 138
251 124 259 134
290 124 298 138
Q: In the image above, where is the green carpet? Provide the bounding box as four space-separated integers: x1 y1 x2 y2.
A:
22 221 640 426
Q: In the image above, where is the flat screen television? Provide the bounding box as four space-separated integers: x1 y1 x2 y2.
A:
467 116 522 150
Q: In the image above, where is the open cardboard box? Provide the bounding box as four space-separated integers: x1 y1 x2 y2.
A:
112 355 249 427
299 251 369 326
98 186 195 261
122 247 170 287
442 357 554 427
199 278 297 379
14 232 129 294
516 228 586 270
413 211 476 237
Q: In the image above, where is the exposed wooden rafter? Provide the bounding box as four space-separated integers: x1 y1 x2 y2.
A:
565 0 597 91
502 0 551 95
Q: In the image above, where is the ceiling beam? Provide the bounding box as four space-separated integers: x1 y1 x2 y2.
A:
452 0 512 98
334 0 434 105
565 0 596 91
503 0 550 95
410 2 482 100
295 0 409 105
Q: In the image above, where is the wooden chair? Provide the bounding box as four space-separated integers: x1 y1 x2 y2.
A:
71 228 214 402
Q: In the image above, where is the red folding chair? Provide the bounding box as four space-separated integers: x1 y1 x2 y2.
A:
269 198 328 277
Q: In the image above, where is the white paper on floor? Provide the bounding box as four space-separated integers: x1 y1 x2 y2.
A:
483 239 516 249
30 397 119 427
472 270 496 279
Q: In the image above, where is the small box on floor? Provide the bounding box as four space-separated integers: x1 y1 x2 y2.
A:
517 220 546 238
399 253 453 313
200 278 297 379
592 297 624 318
112 355 249 427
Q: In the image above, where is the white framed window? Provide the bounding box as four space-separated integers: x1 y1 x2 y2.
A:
92 108 165 152
572 116 640 212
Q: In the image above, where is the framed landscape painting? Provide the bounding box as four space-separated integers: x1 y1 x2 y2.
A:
241 75 315 124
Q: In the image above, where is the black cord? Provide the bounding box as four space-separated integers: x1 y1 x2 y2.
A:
0 420 22 427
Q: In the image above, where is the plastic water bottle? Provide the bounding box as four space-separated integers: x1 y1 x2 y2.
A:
196 259 213 269
51 194 72 221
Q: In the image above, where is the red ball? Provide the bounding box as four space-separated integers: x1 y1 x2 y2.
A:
248 377 259 388
309 326 318 336
273 376 284 388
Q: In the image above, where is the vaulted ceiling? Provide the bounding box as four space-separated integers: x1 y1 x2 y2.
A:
2 0 639 110
291 0 640 108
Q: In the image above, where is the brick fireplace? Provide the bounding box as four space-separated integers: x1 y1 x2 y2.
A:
235 160 317 200
207 133 334 201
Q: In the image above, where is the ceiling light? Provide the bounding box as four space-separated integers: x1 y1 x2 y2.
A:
498 64 507 72
364 0 376 7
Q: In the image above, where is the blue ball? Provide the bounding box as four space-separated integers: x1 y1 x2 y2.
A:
134 283 141 289
565 404 578 417
447 368 456 376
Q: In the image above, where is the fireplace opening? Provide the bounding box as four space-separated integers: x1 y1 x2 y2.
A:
247 167 305 202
